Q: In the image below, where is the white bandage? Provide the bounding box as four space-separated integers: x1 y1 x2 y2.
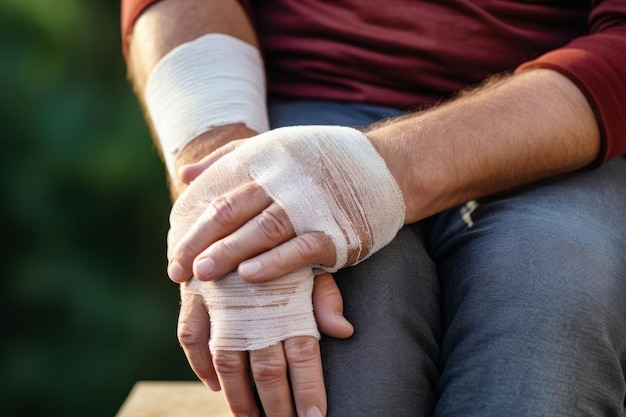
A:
181 270 319 352
168 125 405 352
144 33 269 176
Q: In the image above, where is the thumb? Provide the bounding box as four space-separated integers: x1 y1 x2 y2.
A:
178 139 245 185
312 273 354 339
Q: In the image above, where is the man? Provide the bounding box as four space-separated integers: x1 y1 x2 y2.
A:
121 0 626 416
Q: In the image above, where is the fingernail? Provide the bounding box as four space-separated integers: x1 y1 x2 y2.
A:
167 261 184 281
306 406 323 417
195 257 215 278
239 260 261 278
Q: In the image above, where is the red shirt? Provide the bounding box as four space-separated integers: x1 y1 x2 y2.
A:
121 0 626 163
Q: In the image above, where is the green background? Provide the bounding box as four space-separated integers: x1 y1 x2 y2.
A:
1 1 197 415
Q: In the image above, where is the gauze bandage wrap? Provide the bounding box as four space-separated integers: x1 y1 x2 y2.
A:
168 125 405 352
144 33 269 176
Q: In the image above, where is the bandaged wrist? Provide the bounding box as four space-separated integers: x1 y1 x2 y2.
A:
144 33 269 177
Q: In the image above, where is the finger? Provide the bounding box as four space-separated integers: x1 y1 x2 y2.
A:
312 273 354 339
237 232 336 282
249 343 295 417
168 182 272 283
179 139 246 184
213 350 260 417
177 293 220 391
284 336 326 417
193 202 297 281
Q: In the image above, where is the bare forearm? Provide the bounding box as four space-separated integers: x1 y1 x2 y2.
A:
126 0 260 198
367 69 601 223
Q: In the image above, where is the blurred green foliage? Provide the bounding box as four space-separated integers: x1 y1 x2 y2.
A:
0 1 197 415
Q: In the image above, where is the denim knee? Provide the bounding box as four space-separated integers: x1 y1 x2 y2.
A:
323 226 442 417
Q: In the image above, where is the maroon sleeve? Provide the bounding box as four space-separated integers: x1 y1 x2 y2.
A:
516 3 626 165
120 0 254 58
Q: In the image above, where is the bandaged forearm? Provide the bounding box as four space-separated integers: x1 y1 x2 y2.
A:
144 33 269 177
168 125 405 352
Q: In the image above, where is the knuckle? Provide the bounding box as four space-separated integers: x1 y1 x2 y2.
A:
254 209 290 242
208 196 237 227
171 229 208 262
175 238 199 262
293 234 323 259
177 321 204 348
212 351 245 376
286 337 320 363
211 238 239 262
250 358 288 384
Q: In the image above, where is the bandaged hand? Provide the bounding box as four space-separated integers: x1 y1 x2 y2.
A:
168 125 405 351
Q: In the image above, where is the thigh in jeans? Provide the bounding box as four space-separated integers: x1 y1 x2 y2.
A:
427 158 626 417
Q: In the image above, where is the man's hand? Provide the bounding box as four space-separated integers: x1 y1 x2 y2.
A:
168 130 363 416
170 137 338 284
178 273 353 417
173 148 353 417
168 126 405 285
